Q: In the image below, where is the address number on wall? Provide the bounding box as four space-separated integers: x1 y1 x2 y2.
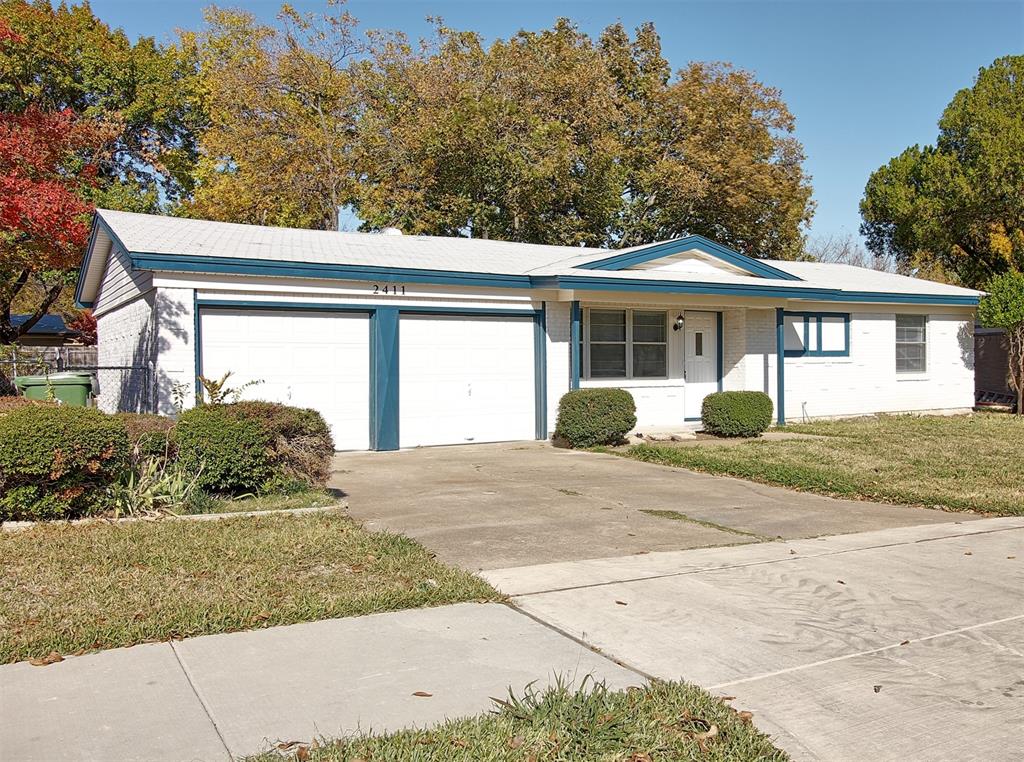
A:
372 284 406 295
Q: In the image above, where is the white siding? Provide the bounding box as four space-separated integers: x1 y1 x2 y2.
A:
95 293 156 413
93 245 152 317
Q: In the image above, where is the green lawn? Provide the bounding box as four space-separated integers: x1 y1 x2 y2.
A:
623 414 1024 516
246 678 786 762
0 512 497 664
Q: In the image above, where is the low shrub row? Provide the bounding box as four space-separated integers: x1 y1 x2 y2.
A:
552 388 773 449
0 399 335 522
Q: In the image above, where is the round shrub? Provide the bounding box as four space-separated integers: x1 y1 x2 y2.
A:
174 405 276 495
701 391 773 438
0 396 57 415
554 388 637 448
0 405 129 521
116 413 176 463
227 401 335 487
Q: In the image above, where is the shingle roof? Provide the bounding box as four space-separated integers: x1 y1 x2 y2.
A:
82 209 982 303
11 314 77 335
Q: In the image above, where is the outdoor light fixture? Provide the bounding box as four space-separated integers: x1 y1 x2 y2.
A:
673 314 684 331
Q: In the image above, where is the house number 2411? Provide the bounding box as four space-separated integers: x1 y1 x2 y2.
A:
372 284 406 295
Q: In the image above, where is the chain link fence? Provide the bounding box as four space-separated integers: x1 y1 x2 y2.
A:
0 346 155 413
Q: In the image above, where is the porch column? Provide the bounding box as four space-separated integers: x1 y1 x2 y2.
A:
775 307 786 426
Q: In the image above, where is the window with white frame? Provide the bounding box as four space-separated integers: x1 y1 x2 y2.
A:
895 314 927 373
586 309 667 379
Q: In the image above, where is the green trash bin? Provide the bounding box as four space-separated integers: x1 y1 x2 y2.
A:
14 372 94 407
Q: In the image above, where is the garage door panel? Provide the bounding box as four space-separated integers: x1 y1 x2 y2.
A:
200 309 370 451
399 315 536 448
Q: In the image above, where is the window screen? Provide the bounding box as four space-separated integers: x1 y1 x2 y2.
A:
896 315 926 373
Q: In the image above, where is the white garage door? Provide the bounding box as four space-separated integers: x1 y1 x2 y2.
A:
200 309 370 451
400 314 536 448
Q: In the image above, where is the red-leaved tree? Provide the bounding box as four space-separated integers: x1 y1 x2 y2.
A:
0 106 119 343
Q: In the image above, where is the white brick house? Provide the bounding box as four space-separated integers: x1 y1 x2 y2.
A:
76 210 981 450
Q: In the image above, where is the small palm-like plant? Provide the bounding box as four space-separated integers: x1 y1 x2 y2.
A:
197 371 263 405
107 458 205 517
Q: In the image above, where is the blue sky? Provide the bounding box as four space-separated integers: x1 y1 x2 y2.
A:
90 0 1022 243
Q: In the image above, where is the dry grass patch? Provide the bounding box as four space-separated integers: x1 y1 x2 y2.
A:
624 414 1024 516
0 513 497 664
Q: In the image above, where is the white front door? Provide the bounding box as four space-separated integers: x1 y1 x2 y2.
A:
399 314 536 447
684 311 718 419
199 309 371 451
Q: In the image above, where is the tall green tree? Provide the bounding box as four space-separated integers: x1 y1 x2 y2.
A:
860 56 1024 288
354 19 812 255
355 19 625 245
181 1 362 230
599 24 813 256
0 0 203 209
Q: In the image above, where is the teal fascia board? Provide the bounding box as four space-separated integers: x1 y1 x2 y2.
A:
552 276 980 306
371 307 400 451
775 307 785 426
131 252 534 290
575 235 802 281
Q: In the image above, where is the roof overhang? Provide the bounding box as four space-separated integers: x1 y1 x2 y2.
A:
575 235 803 281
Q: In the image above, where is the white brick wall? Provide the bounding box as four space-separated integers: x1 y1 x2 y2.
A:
544 301 571 433
781 311 974 422
95 293 156 413
154 288 196 415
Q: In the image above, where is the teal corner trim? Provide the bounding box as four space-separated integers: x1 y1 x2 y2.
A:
193 291 202 398
775 307 785 426
534 305 548 440
570 301 581 390
716 311 724 392
576 235 803 281
371 307 400 451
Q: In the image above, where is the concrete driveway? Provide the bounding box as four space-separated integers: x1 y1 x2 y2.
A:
331 442 966 571
484 517 1024 761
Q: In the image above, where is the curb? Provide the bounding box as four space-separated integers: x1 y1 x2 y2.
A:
1 502 348 533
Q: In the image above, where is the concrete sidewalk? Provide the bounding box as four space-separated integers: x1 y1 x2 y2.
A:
0 603 640 762
484 517 1024 761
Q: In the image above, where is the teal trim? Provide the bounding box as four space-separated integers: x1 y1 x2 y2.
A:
782 311 851 357
193 291 202 398
196 299 546 450
684 416 702 422
775 308 785 426
716 311 724 392
371 308 400 451
550 276 980 306
576 235 802 281
535 306 548 440
570 301 581 390
132 252 534 290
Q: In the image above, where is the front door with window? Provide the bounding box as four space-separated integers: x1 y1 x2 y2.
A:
683 311 718 419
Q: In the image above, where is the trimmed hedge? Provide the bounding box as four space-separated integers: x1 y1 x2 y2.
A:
224 401 335 487
174 405 276 494
0 396 56 415
0 406 130 521
701 391 773 438
554 388 637 448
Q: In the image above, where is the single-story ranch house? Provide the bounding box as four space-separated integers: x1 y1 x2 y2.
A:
76 209 981 451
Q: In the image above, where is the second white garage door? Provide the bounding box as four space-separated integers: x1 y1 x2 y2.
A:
399 314 536 448
200 308 370 451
